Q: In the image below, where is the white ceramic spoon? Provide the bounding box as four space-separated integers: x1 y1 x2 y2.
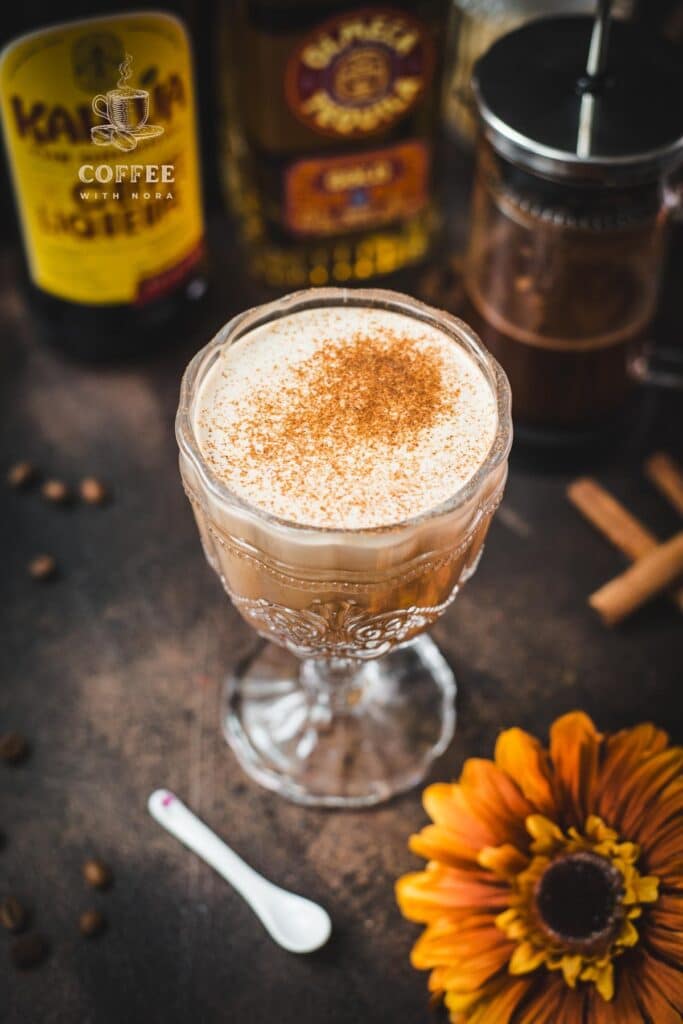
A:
148 789 331 954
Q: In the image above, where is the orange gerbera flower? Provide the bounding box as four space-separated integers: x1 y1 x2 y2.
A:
396 712 683 1023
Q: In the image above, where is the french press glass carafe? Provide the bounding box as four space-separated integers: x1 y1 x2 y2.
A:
465 12 683 439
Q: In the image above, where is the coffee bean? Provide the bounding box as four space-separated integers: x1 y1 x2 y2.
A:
79 477 108 505
10 933 48 969
83 858 112 889
28 554 58 581
0 732 29 764
6 462 36 489
514 275 534 293
79 909 106 937
0 897 27 933
41 479 70 504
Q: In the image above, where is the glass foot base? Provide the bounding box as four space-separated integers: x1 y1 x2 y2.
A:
223 635 456 808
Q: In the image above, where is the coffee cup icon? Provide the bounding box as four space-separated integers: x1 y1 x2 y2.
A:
93 88 149 131
91 77 163 151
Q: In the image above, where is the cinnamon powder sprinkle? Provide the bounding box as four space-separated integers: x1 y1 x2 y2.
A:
196 307 497 528
258 333 449 457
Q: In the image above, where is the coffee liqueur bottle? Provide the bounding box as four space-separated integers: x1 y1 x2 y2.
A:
218 0 449 288
0 11 206 359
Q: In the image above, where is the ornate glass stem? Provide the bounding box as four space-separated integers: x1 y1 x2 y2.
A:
300 656 367 725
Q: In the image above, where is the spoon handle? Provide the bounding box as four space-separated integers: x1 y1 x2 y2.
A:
148 789 270 902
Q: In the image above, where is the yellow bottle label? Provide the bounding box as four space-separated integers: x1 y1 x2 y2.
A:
0 12 204 306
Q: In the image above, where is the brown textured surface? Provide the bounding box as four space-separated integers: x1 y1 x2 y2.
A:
1 224 682 1024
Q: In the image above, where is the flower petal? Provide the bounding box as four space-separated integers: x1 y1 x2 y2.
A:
646 921 683 963
396 865 510 924
459 759 535 848
525 814 564 854
643 946 683 1002
409 824 481 869
549 711 602 827
561 953 583 988
636 786 683 872
509 979 558 1024
494 728 557 817
617 748 683 841
478 844 529 879
423 782 511 849
586 967 643 1024
438 943 515 993
426 964 446 996
410 914 510 970
581 959 615 1001
513 975 587 1024
651 912 683 935
650 886 683 934
508 940 547 975
496 907 528 941
555 984 590 1024
593 724 679 835
631 948 683 1022
599 725 669 793
446 977 530 1024
653 891 683 929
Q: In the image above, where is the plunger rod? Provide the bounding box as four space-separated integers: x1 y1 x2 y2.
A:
577 0 614 155
585 0 613 84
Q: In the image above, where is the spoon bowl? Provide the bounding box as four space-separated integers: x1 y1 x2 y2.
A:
258 887 332 953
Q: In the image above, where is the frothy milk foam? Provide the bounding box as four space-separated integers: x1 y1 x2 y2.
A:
194 307 497 529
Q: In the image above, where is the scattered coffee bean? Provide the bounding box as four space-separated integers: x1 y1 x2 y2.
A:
79 909 106 937
79 477 108 505
514 275 534 293
0 897 27 933
10 933 48 970
7 462 36 489
41 478 70 504
0 732 29 764
28 554 57 581
83 858 112 889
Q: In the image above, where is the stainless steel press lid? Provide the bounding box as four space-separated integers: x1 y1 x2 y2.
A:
473 16 683 183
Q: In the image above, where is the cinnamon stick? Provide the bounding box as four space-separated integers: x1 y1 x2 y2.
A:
645 453 683 517
567 478 683 613
589 531 683 626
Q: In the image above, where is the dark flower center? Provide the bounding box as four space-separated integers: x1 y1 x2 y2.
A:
535 852 623 952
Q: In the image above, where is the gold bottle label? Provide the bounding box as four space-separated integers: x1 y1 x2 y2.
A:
284 140 430 236
284 9 433 138
0 12 204 306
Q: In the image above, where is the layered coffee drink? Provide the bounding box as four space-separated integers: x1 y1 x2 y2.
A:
184 304 503 646
177 288 511 806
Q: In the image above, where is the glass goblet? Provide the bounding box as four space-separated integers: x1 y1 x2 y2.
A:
177 288 512 807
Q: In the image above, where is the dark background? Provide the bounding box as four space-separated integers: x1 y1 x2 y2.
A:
2 3 683 1023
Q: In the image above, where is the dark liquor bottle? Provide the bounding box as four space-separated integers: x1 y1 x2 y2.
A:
0 10 207 359
218 0 450 288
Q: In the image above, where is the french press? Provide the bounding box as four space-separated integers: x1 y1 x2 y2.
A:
465 3 683 439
